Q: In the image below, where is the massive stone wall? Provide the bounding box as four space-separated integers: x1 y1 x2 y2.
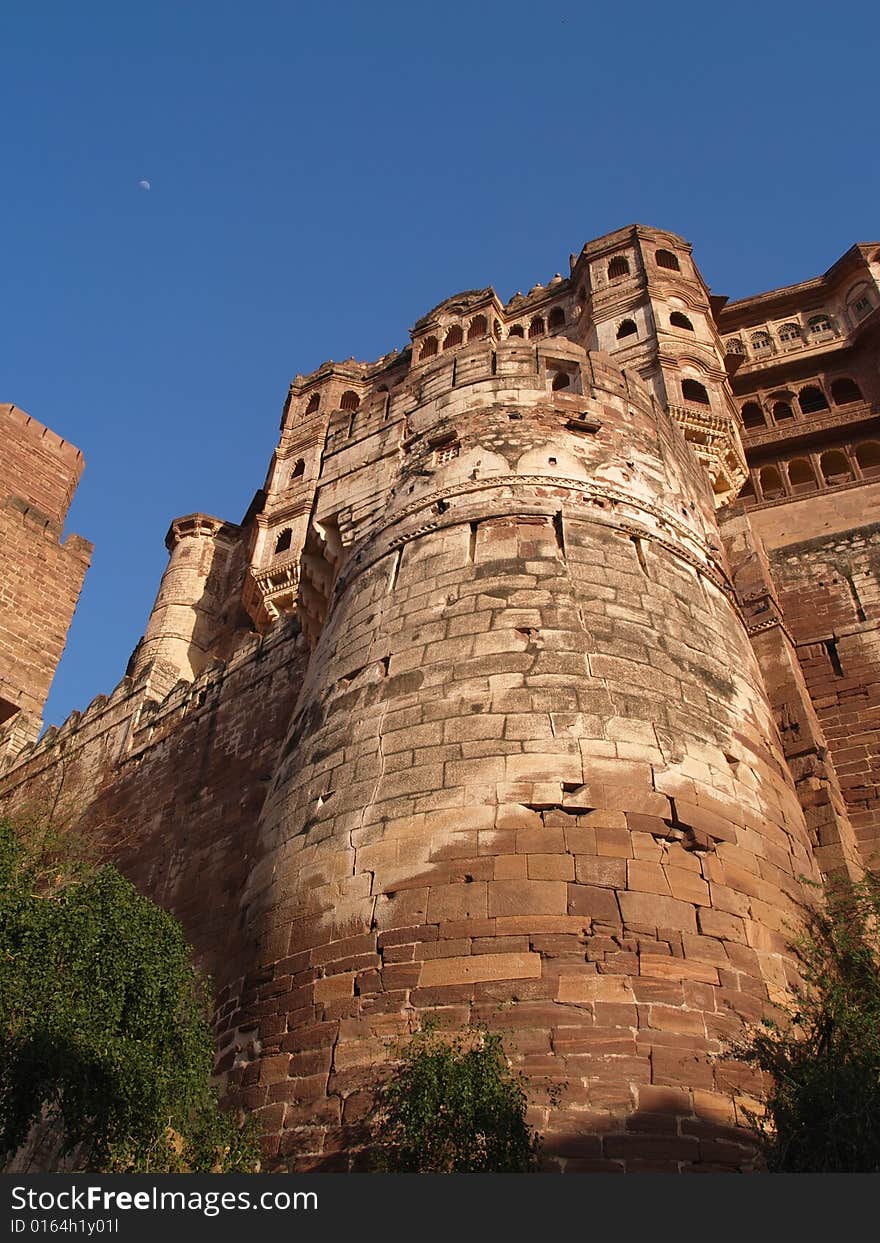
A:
212 346 828 1171
2 224 876 1175
766 525 880 868
0 404 92 759
0 620 305 985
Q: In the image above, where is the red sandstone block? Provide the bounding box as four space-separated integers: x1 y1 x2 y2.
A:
637 1084 691 1114
437 917 495 938
418 950 542 987
647 1004 707 1036
575 856 626 887
619 891 697 932
566 883 621 921
259 1054 291 1085
377 924 439 947
494 853 528 878
666 867 710 906
640 956 719 985
626 860 671 895
595 826 633 858
495 915 589 936
515 826 567 853
425 881 488 923
488 879 568 917
528 853 575 881
380 943 415 962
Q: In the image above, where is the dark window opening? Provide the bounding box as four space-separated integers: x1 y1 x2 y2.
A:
548 307 565 330
670 311 694 331
443 325 463 350
305 393 320 414
528 317 545 338
831 377 862 405
467 314 487 341
656 249 680 271
607 256 630 280
274 529 292 554
798 385 829 415
741 401 765 429
617 319 638 339
682 379 710 405
340 390 360 412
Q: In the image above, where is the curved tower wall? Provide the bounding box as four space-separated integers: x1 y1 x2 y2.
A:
132 514 240 682
224 343 824 1171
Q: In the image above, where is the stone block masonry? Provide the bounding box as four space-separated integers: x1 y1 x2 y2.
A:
0 404 92 759
2 223 878 1172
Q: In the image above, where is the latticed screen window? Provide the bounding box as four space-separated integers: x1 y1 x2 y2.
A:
434 442 461 466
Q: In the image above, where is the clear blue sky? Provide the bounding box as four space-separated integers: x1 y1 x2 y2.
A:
2 1 878 729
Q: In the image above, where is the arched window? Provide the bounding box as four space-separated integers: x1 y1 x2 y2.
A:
551 372 571 391
291 459 305 479
682 378 710 405
855 441 880 478
779 322 801 344
772 400 795 422
548 306 566 330
670 311 694 331
528 317 545 338
741 401 765 430
808 313 833 336
787 458 818 493
607 256 630 280
508 324 525 338
467 314 487 341
848 286 873 320
751 330 773 353
739 474 757 504
759 465 785 499
305 393 320 414
616 319 638 340
420 335 438 359
274 529 292 555
820 450 853 486
798 385 829 415
725 337 745 355
443 325 463 350
340 390 360 412
656 249 680 271
831 377 863 405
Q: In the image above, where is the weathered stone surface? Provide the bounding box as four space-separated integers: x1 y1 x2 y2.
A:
3 223 879 1175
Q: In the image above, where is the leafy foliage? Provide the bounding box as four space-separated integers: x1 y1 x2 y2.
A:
371 1025 539 1172
735 875 880 1172
0 816 257 1172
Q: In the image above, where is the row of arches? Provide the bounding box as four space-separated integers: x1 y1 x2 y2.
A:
419 307 568 358
606 248 681 282
726 313 840 357
740 378 863 429
742 440 880 504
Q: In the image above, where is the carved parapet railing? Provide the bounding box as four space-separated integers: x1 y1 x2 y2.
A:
243 555 300 632
667 404 748 505
742 402 877 450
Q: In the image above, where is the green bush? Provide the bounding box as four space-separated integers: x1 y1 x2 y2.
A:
371 1025 539 1172
0 816 257 1172
735 875 880 1172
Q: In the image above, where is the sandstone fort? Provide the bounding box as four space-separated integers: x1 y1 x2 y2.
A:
2 223 879 1171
